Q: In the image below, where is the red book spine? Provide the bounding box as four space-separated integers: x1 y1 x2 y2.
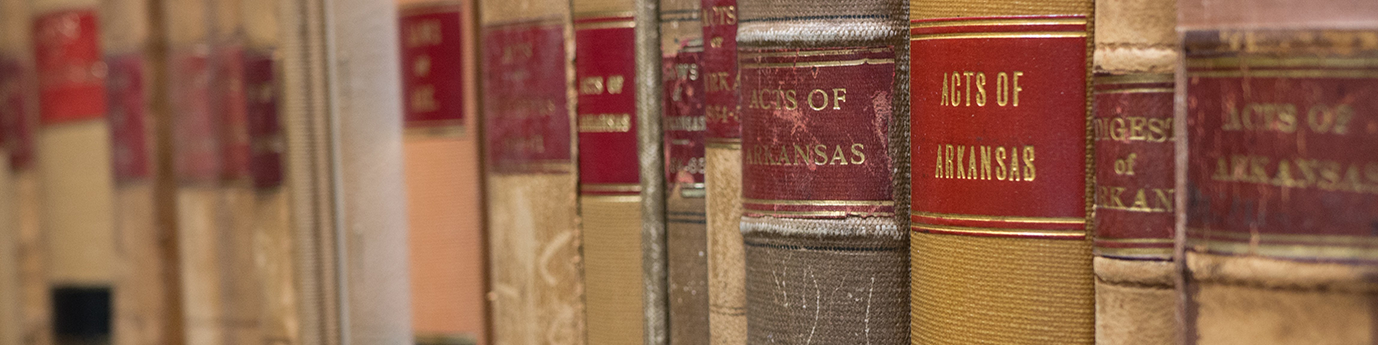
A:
1092 74 1174 258
482 23 572 174
574 15 639 194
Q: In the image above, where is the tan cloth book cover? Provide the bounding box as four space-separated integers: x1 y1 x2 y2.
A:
0 0 39 340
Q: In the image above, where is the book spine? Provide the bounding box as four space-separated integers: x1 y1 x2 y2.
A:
1178 1 1378 342
397 0 488 344
571 0 666 340
478 0 584 341
736 0 908 343
0 0 47 342
908 1 1095 343
660 0 708 343
698 0 744 343
1091 0 1177 343
30 2 118 343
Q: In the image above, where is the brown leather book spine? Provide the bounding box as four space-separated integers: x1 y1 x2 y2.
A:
909 0 1095 343
660 0 708 343
1177 1 1378 343
736 0 909 343
397 0 487 343
1091 0 1176 343
30 0 118 342
479 0 585 342
699 0 744 342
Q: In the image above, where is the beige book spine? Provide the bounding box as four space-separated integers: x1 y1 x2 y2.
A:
703 146 742 345
15 171 46 345
0 0 39 342
0 152 19 345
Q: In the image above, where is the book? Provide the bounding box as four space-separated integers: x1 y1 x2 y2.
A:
478 0 586 341
275 0 414 342
1178 1 1378 343
0 1 48 341
908 0 1096 343
660 0 709 343
0 1 33 341
1090 0 1176 343
699 0 745 342
735 0 910 343
396 0 487 343
573 0 668 341
30 0 119 342
103 0 182 342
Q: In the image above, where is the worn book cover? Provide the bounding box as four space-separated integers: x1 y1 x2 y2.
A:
736 0 910 343
0 0 39 341
660 0 708 343
396 0 487 343
909 0 1096 343
479 0 585 341
30 0 118 342
698 0 743 343
1091 0 1176 343
1178 1 1378 343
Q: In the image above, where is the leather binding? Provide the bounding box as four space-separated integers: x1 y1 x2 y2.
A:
736 0 909 343
30 0 118 343
908 0 1095 343
479 0 585 342
103 0 183 342
0 0 45 342
1091 0 1176 343
660 0 708 343
1177 1 1378 343
276 0 414 342
214 0 265 343
573 0 668 341
699 0 744 342
396 0 487 343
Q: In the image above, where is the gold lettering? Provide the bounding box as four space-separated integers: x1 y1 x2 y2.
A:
980 146 992 180
996 72 1008 106
955 146 966 179
1012 71 1023 106
1022 146 1035 181
850 143 866 164
995 147 1007 180
578 113 631 132
975 73 987 106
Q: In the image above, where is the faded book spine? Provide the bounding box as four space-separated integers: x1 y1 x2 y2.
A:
699 0 743 343
908 8 1094 344
1179 5 1378 341
736 0 908 342
1091 0 1177 343
397 0 488 344
661 0 708 344
31 4 117 344
479 0 585 341
571 5 647 344
0 5 44 341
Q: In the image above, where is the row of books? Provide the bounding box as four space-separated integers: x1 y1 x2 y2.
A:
0 0 1373 343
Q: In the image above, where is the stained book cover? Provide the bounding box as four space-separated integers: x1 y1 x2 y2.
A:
660 0 708 343
909 1 1095 343
1178 0 1378 342
397 0 488 344
30 3 118 344
1090 0 1177 343
735 0 909 343
479 0 585 342
699 0 745 342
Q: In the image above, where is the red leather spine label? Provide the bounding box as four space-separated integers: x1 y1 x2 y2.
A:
400 5 466 129
244 51 282 189
701 0 738 143
107 54 150 182
1092 74 1174 259
665 46 706 190
34 10 106 125
909 16 1090 239
1185 29 1378 261
482 23 573 174
0 57 34 171
215 46 250 181
170 50 219 183
575 17 639 195
739 47 895 218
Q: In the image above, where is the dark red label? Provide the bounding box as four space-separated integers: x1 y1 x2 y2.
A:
245 50 282 189
482 22 573 174
214 46 250 181
701 0 738 143
400 5 466 129
34 10 106 125
106 54 150 182
0 58 34 171
1185 30 1378 261
909 16 1090 239
665 47 706 191
575 17 639 195
171 50 219 183
1092 74 1174 259
739 47 895 218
